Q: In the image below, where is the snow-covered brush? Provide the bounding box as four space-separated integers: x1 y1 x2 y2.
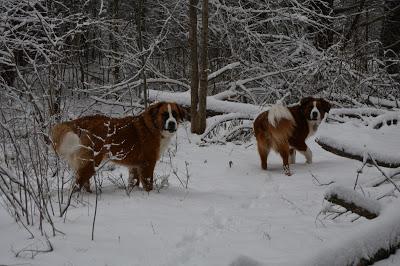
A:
200 113 254 145
154 173 170 193
325 107 388 126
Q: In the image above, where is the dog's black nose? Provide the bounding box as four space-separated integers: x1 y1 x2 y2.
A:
311 111 318 119
167 121 176 132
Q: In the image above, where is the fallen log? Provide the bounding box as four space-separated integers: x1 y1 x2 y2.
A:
147 89 262 116
304 200 400 266
315 137 400 168
324 185 380 219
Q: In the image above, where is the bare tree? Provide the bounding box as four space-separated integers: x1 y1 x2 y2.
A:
190 0 209 134
189 0 200 133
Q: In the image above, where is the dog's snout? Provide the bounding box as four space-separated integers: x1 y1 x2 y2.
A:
311 111 318 119
167 121 176 132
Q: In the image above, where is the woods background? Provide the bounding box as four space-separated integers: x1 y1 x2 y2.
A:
1 0 399 123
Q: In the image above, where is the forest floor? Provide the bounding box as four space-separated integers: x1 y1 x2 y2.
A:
0 123 399 266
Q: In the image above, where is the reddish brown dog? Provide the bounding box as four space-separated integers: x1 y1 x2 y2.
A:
253 97 331 175
51 102 186 192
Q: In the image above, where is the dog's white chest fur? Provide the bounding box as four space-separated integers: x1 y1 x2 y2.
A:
307 120 320 138
159 133 174 159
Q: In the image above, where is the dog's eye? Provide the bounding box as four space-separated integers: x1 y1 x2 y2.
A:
162 112 169 119
172 111 177 118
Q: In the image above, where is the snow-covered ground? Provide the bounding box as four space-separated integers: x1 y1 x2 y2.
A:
0 123 398 266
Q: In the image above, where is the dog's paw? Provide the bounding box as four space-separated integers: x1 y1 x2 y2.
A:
283 165 292 176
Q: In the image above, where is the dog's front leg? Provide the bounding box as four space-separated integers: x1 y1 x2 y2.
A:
140 162 156 192
128 167 140 188
299 146 312 164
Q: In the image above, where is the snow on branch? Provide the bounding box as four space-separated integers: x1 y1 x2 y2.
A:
324 185 381 219
304 199 400 266
208 62 241 81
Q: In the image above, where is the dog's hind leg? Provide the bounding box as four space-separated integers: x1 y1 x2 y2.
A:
255 132 270 170
278 143 291 176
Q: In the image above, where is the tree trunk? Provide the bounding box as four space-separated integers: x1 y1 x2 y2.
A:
136 0 148 109
197 0 209 134
110 0 120 83
189 0 200 133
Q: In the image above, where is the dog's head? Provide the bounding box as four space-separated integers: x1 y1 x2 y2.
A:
300 97 331 122
146 102 187 135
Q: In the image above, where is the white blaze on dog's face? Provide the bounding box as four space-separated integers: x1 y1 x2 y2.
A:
301 97 332 122
301 97 332 137
164 104 177 134
149 102 186 137
310 101 321 121
151 102 186 158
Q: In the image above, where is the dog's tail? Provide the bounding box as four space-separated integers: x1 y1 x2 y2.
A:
51 123 80 159
267 104 294 128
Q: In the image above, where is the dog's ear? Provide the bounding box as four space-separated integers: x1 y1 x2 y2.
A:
176 104 189 122
300 97 314 107
146 102 164 129
147 102 163 115
320 99 332 113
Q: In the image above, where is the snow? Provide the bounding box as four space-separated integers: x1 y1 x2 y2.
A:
0 121 399 266
325 185 381 216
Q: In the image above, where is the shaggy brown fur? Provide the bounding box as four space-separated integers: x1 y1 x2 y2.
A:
253 97 331 175
51 102 186 192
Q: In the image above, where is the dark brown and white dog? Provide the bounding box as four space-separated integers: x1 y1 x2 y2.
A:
51 102 186 192
253 97 331 175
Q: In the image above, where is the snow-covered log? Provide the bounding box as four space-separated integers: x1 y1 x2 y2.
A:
315 138 400 169
324 185 381 219
315 116 400 168
147 89 263 116
303 200 400 266
362 95 400 109
369 112 400 129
